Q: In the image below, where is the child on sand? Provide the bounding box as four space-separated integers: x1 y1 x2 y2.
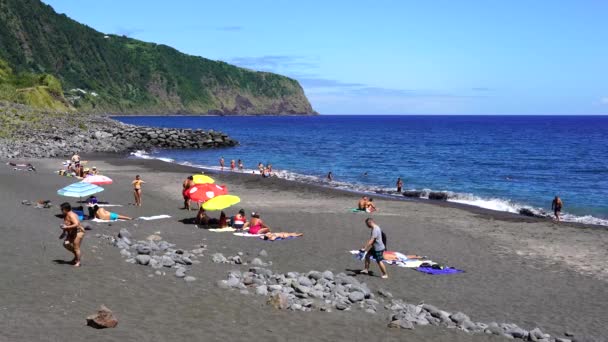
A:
132 175 145 206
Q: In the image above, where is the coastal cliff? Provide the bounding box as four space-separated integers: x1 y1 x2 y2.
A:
0 0 315 115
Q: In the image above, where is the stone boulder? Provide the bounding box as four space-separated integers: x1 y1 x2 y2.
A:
86 305 118 329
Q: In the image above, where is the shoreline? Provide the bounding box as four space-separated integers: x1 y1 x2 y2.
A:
119 151 606 230
1 154 607 341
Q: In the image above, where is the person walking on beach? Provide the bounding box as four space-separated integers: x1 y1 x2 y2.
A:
60 202 85 267
396 177 403 193
552 196 563 222
219 157 225 171
327 172 333 181
230 159 236 171
238 159 244 171
132 175 144 206
182 176 194 210
359 218 388 279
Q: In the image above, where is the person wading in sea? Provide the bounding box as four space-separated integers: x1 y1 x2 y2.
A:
396 177 403 192
552 196 563 222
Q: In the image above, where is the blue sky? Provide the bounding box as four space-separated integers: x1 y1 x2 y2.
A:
42 0 608 114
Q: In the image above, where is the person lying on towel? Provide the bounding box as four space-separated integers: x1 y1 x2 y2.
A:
260 232 303 241
92 205 132 221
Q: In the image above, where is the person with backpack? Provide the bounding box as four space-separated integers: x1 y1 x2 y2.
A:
359 218 388 279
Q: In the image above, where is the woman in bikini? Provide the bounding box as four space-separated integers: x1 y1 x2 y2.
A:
132 175 145 206
243 212 271 235
60 202 85 267
261 232 303 241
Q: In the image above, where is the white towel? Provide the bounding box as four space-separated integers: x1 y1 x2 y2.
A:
233 232 263 237
137 215 171 221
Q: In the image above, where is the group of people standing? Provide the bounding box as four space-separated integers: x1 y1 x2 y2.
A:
219 157 273 177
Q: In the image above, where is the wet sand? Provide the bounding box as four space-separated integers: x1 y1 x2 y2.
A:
0 156 606 342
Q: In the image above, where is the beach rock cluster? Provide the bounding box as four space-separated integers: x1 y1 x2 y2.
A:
217 266 574 341
0 108 237 159
97 228 203 282
217 267 379 313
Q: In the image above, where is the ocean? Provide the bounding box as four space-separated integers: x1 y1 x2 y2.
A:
115 115 608 226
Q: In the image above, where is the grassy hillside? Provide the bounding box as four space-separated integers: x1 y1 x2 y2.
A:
0 0 314 114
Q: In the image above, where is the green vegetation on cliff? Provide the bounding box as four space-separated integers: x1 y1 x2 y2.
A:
0 0 314 114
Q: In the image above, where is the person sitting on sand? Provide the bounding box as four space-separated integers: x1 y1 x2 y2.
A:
552 196 563 222
243 212 271 235
359 218 388 279
92 205 132 221
60 202 85 267
196 207 210 227
358 196 369 211
182 176 194 210
89 166 98 176
231 209 247 230
132 175 144 206
261 232 303 241
366 198 377 213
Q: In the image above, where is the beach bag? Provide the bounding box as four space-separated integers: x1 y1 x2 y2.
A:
381 231 387 249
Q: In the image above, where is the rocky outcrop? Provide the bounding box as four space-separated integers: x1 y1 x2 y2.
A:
0 104 237 159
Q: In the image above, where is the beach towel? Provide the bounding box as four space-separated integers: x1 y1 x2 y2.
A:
233 232 263 237
95 204 123 207
349 250 432 268
349 208 366 213
260 235 302 241
92 218 124 222
137 215 171 221
415 267 464 275
208 227 237 232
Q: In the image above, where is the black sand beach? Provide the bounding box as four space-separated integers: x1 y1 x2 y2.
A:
1 156 606 342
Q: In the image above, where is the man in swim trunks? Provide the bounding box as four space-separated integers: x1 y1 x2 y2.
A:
219 157 225 171
60 202 85 267
360 218 388 279
183 176 194 210
551 196 563 222
358 196 369 211
92 205 132 221
396 177 403 192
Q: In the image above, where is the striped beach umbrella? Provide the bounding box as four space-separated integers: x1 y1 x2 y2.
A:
57 181 104 198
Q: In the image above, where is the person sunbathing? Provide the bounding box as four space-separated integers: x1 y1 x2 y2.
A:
92 205 132 221
261 232 303 241
231 209 247 230
366 198 377 213
357 196 369 211
243 212 270 234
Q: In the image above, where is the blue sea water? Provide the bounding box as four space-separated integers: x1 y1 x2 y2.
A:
115 115 608 225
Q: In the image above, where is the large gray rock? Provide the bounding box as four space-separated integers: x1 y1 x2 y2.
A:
388 320 415 330
256 285 268 296
135 255 151 265
348 291 365 303
161 256 175 267
212 253 227 263
450 312 470 325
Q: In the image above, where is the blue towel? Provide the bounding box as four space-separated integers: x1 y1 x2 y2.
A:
415 267 464 275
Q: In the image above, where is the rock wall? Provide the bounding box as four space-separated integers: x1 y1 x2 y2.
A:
0 111 237 159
